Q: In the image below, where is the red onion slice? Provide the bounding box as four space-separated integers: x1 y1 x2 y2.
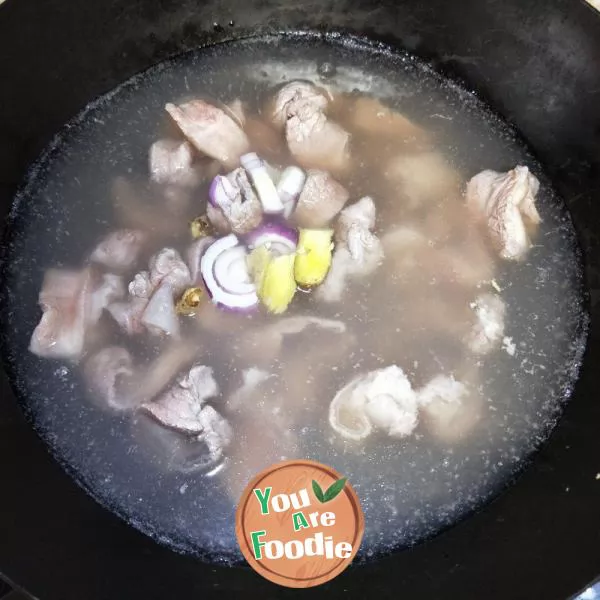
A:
200 234 258 311
213 245 255 295
209 175 236 209
240 152 284 214
244 221 299 256
277 166 306 219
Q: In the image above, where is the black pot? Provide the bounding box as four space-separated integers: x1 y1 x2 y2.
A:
1 1 599 598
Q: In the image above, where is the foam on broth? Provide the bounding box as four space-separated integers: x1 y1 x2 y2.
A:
0 33 588 562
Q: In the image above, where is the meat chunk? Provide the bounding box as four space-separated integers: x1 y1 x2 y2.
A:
384 229 493 291
129 270 153 298
379 218 495 367
287 115 350 174
418 374 481 443
140 282 181 338
271 81 331 127
148 138 217 216
329 365 419 441
141 364 232 470
106 298 146 335
165 99 249 169
106 271 152 335
429 199 497 289
244 117 287 163
142 248 191 338
316 197 384 303
444 235 496 289
382 198 496 291
223 98 245 126
235 322 358 424
106 249 190 338
89 274 125 322
83 346 137 412
466 165 541 260
381 224 429 274
292 170 349 227
29 269 89 359
418 374 467 409
271 81 350 172
132 338 203 405
142 365 219 433
148 140 216 217
133 414 229 475
89 229 146 273
29 268 124 360
336 193 376 234
195 405 233 468
148 139 201 187
206 168 263 235
148 247 191 294
226 368 273 412
350 97 426 142
466 293 506 354
222 371 300 503
238 316 347 366
112 177 188 238
384 152 461 210
225 324 358 500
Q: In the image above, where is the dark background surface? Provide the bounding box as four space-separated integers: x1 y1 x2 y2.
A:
1 0 600 599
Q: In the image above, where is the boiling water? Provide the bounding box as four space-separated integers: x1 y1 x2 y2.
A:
0 33 588 563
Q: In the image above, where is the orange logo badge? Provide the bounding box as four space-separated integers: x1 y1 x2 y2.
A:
235 459 364 588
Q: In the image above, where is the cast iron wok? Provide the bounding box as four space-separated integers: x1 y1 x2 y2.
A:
1 0 600 599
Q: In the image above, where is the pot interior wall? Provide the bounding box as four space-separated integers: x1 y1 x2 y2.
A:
0 0 599 599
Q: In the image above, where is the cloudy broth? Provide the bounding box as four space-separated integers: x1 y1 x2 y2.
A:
2 34 587 562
